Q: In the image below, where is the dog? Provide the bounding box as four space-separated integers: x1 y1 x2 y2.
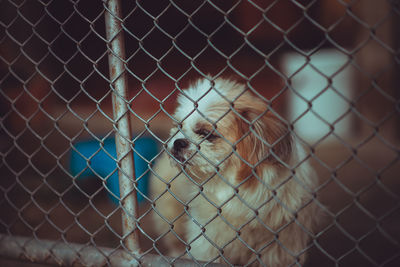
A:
150 77 320 266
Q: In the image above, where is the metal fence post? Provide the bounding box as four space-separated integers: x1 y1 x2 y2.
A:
104 0 141 255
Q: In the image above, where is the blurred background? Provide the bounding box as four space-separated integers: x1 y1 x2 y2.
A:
0 0 399 266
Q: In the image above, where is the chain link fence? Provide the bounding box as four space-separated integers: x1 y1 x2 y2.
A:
0 0 399 266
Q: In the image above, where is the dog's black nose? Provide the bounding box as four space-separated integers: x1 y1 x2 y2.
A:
173 138 189 150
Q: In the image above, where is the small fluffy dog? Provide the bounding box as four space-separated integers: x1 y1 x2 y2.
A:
150 78 319 266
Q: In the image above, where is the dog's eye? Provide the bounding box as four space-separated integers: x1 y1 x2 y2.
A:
197 129 209 136
195 129 218 141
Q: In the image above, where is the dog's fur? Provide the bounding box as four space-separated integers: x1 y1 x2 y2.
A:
150 78 320 266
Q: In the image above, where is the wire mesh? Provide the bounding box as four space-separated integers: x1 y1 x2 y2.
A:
0 0 399 266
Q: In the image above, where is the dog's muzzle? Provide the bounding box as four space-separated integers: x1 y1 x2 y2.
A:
171 138 189 163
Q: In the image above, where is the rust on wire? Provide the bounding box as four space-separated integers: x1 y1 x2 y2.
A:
104 0 141 255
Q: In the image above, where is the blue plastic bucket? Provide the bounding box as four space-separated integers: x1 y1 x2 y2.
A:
69 137 158 203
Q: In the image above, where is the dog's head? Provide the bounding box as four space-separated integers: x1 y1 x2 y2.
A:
167 78 292 187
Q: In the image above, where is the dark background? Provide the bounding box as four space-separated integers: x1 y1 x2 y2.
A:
0 0 399 266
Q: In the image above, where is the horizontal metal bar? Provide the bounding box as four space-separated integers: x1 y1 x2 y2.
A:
0 234 224 267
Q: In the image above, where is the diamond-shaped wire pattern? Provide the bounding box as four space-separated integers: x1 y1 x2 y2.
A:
0 0 399 266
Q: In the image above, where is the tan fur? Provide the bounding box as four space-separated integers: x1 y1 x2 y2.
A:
150 78 320 266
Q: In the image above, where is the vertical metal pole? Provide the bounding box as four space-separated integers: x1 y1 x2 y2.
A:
104 0 141 254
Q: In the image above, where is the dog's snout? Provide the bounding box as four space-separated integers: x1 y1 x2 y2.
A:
173 138 189 150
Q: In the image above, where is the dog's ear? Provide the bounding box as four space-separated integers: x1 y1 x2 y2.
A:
235 105 292 187
237 107 292 165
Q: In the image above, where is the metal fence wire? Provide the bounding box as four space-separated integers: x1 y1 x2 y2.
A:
0 0 399 266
